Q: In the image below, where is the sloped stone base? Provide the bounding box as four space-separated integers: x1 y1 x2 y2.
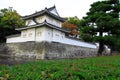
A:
0 42 98 60
44 42 98 59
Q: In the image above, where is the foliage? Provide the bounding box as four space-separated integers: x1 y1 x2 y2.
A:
62 22 78 35
66 17 81 27
0 55 120 79
80 0 120 55
62 17 81 37
0 7 25 43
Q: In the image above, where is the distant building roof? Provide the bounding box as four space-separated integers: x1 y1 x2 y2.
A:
22 6 65 22
16 20 70 33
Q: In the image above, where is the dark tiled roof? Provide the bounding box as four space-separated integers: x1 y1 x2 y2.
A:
16 21 70 33
47 5 60 17
22 6 65 22
47 5 56 12
6 34 21 38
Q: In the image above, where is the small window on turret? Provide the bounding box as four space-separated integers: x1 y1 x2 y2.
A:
55 34 59 37
62 35 64 38
23 34 26 38
28 33 32 37
37 32 42 36
48 32 50 35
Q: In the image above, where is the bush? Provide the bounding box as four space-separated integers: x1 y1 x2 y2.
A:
0 55 120 80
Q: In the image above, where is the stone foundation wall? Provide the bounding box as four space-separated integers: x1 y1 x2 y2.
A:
44 42 98 59
0 42 98 60
0 42 45 60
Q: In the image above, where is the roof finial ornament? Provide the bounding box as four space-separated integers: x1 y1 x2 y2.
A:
44 19 47 22
45 7 47 9
54 4 56 8
44 7 47 12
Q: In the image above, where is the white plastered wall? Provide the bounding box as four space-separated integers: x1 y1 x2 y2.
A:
62 37 97 48
44 27 53 42
35 16 46 23
52 29 64 42
6 36 23 43
21 28 35 41
6 26 96 48
35 27 46 42
46 16 62 27
25 19 36 26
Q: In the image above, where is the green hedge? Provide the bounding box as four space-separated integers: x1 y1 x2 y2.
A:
0 55 120 80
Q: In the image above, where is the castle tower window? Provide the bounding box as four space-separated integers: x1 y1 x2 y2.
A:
62 35 64 38
28 33 32 37
48 32 50 35
23 34 26 38
37 32 42 36
55 34 59 37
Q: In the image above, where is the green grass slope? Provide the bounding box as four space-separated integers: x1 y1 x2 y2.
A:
0 55 120 80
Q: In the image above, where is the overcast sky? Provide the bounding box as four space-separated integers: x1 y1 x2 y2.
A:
0 0 101 19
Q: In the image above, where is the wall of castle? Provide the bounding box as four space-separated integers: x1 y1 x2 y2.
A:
35 15 46 23
25 15 47 26
7 27 48 43
44 27 53 42
6 26 96 49
62 37 97 49
6 36 22 43
44 42 98 59
52 29 64 42
46 15 62 27
0 42 100 60
21 28 35 41
25 15 62 27
35 27 46 42
25 19 36 26
0 42 45 60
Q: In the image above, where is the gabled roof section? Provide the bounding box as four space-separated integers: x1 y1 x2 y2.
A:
22 6 65 22
16 20 70 33
47 5 60 16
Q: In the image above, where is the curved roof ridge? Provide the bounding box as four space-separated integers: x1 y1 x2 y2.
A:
47 5 56 11
22 5 64 22
15 20 70 33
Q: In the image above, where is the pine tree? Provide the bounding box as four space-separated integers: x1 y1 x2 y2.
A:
80 0 120 55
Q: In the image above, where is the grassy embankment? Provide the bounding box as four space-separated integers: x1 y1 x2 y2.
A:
0 55 120 80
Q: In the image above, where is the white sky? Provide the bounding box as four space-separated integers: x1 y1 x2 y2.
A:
0 0 101 19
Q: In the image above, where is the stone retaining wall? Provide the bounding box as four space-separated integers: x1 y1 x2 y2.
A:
0 42 98 60
44 42 98 59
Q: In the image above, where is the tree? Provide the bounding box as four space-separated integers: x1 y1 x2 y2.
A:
0 7 25 43
62 17 80 38
80 0 120 55
62 22 78 36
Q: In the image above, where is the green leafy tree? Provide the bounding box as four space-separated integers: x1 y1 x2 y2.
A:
0 7 25 43
66 16 81 27
80 0 120 55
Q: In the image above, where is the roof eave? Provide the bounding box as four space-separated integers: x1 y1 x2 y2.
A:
22 10 65 22
15 22 69 33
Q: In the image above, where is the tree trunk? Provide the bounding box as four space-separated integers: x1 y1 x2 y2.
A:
98 42 104 56
110 47 113 55
98 31 104 56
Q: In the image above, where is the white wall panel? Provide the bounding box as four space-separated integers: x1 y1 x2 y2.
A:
46 16 61 27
